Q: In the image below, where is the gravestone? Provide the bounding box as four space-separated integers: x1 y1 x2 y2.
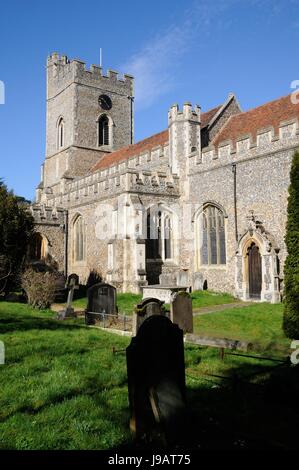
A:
132 297 166 336
126 315 186 443
57 273 79 320
85 282 117 325
170 291 193 333
159 273 177 286
176 270 189 287
193 272 204 291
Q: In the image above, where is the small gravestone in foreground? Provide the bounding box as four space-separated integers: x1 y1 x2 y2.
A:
126 315 187 444
85 282 117 325
132 297 166 336
170 290 193 333
57 273 79 320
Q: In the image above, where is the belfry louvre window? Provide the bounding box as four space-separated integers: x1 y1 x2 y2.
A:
73 215 86 262
98 115 109 146
201 205 226 265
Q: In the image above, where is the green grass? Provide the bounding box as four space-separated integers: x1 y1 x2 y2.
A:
0 302 132 450
191 290 236 309
1 300 298 450
193 303 290 355
72 290 236 314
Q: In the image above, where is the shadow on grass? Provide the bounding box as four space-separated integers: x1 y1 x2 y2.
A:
109 362 299 451
0 315 83 334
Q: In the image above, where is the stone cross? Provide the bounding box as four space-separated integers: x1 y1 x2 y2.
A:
57 273 79 320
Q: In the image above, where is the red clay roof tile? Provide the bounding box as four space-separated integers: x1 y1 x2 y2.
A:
213 93 299 148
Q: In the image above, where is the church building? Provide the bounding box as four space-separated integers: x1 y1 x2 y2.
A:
31 53 299 303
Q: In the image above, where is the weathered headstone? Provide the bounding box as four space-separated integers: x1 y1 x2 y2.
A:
170 290 193 333
159 273 177 286
176 270 189 287
57 273 79 320
132 297 165 336
85 282 117 325
193 272 204 291
126 315 186 443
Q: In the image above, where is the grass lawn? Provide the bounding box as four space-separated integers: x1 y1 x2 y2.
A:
1 301 298 450
193 303 290 355
72 290 236 314
0 302 132 450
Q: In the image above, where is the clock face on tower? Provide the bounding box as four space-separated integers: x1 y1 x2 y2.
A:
98 94 112 110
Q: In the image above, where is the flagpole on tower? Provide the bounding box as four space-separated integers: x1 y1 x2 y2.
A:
100 48 102 68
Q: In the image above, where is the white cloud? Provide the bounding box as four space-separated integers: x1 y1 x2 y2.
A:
121 0 239 110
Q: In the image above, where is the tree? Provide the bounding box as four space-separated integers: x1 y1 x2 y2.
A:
283 151 299 338
0 180 34 294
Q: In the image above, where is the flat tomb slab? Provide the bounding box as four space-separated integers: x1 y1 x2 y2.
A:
142 285 190 303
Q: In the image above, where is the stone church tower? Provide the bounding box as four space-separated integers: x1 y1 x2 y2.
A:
40 53 134 199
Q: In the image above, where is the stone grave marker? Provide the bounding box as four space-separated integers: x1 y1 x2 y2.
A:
57 273 79 320
193 272 204 291
170 290 193 333
126 315 186 443
85 282 117 325
132 297 166 336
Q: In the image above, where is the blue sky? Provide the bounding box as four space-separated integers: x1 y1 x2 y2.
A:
0 0 299 200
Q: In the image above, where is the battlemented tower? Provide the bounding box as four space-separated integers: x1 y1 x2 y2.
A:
41 53 134 194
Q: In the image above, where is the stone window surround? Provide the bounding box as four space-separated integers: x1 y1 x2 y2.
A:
97 113 114 149
145 204 178 263
57 116 65 150
72 213 87 265
193 202 228 270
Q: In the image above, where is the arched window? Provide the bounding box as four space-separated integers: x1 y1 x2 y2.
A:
98 115 109 146
58 118 64 149
73 215 86 262
199 205 226 265
146 208 173 261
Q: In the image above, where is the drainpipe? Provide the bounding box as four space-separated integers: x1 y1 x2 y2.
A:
63 209 68 278
129 96 134 144
231 163 238 242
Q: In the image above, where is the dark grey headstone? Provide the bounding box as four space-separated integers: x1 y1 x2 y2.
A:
132 297 165 336
85 282 117 325
126 315 186 443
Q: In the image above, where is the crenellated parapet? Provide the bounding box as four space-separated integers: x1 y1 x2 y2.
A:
189 118 299 171
42 168 180 209
30 203 66 226
47 52 134 99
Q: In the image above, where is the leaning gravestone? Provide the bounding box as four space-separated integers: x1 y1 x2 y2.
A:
85 282 117 325
132 297 166 336
170 290 193 333
126 315 186 444
57 273 79 320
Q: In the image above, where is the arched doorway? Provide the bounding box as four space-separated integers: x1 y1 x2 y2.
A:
29 233 48 261
247 242 262 299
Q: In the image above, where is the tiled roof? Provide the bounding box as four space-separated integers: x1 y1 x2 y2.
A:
92 130 168 172
201 104 222 128
213 93 299 148
91 105 223 172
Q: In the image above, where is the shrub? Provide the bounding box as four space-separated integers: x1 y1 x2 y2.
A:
22 268 57 309
283 151 299 338
0 180 34 294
